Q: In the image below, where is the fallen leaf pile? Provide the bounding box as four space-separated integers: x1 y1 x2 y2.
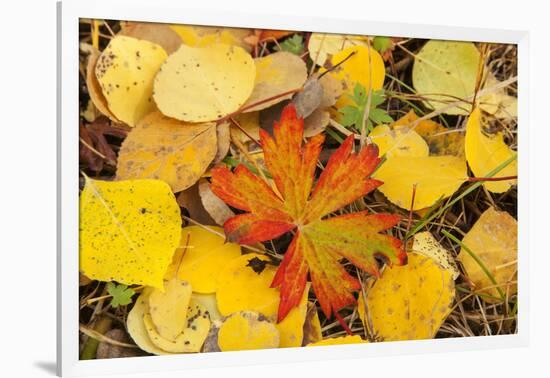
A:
78 21 518 358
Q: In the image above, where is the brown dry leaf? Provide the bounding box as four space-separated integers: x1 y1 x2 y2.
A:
318 73 344 108
120 22 182 54
95 36 167 126
243 52 307 112
302 302 322 346
293 77 324 119
391 110 464 157
303 108 330 137
96 329 144 359
214 122 231 163
177 184 217 226
116 111 217 192
86 49 119 122
198 179 235 226
458 207 517 301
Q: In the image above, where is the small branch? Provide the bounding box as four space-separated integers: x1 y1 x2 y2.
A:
467 175 517 182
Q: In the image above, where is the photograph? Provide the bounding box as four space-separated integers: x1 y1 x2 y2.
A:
77 18 518 360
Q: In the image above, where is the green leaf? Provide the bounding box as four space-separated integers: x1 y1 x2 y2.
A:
339 106 360 127
107 282 136 308
276 35 304 55
369 108 394 125
373 36 392 54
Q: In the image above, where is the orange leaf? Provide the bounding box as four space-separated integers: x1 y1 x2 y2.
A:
211 104 406 322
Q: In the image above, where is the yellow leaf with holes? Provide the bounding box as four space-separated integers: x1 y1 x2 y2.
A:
308 33 368 66
373 156 467 210
465 108 517 193
276 283 310 348
321 45 385 111
243 52 307 112
216 253 279 318
116 111 217 193
307 335 365 346
95 35 167 126
127 288 173 355
412 232 460 279
459 207 517 301
391 110 464 157
170 25 252 51
148 278 192 340
143 300 210 353
153 43 255 122
218 311 280 351
79 178 181 289
412 40 480 115
168 225 242 294
369 124 429 158
358 253 455 341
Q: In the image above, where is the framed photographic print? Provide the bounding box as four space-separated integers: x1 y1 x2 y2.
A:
57 0 529 376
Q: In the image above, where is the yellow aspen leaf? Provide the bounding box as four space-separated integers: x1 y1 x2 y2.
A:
458 207 517 301
79 178 181 289
243 52 308 112
169 25 252 52
95 35 167 126
86 49 119 122
116 111 218 193
143 301 210 353
217 311 280 351
302 302 322 345
275 283 310 348
369 124 429 158
413 40 480 115
120 22 183 54
321 45 385 111
191 293 223 322
358 253 455 341
465 108 517 193
412 232 460 280
169 226 242 294
127 288 173 355
391 110 465 157
148 278 192 341
153 43 256 122
216 253 280 318
306 335 364 346
373 156 467 210
308 33 368 66
479 74 518 120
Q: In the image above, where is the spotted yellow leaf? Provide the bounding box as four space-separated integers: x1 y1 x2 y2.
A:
154 43 255 122
369 124 429 158
95 35 167 126
459 207 517 301
116 111 218 193
218 311 280 351
359 253 455 341
79 178 181 289
465 108 517 193
412 232 460 279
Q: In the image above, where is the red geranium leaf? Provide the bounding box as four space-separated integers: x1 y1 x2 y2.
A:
210 103 406 322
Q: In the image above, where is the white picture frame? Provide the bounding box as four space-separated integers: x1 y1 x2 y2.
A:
57 1 530 376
